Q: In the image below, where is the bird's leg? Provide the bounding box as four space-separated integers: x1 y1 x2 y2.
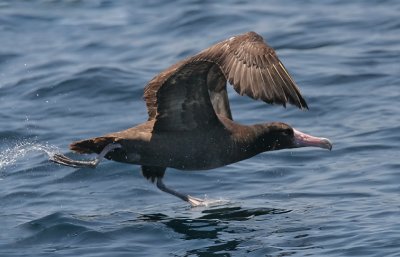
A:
51 143 122 169
155 177 205 207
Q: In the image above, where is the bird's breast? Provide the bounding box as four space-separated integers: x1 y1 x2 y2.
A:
127 130 235 170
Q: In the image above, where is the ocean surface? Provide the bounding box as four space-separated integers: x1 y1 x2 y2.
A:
1 0 399 256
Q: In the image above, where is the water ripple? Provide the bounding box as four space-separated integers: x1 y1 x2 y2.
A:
1 0 400 256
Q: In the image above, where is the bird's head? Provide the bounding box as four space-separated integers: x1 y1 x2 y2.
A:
259 122 332 151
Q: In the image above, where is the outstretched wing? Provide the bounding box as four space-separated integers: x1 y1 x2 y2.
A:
195 31 308 110
143 31 308 130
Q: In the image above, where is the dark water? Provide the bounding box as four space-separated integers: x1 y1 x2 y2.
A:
1 0 399 256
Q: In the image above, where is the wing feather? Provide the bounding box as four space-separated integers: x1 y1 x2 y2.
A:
196 31 308 109
143 31 308 127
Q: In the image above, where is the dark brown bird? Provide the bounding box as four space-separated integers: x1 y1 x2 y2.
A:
51 31 332 206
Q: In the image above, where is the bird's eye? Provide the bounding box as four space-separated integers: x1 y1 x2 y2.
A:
282 129 292 136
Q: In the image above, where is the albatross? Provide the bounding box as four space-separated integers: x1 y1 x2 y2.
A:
51 31 332 206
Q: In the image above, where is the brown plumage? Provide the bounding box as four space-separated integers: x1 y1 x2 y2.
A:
52 31 331 206
144 31 308 124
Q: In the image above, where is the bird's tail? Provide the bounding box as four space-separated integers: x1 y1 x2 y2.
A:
69 137 118 154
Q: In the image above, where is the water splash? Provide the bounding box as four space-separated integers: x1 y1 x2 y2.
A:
0 140 59 170
195 196 231 208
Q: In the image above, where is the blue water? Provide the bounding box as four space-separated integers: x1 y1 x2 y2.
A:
1 0 399 256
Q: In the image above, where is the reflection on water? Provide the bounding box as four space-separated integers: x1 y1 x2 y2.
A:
138 206 291 255
137 205 292 255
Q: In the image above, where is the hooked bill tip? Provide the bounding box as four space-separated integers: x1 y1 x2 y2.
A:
293 129 332 151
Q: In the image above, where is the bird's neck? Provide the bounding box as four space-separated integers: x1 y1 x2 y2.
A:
219 121 273 163
236 124 273 153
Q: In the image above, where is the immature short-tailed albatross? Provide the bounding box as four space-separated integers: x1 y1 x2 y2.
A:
52 31 332 206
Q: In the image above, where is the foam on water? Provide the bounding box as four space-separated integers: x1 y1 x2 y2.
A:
0 140 59 170
195 196 231 208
